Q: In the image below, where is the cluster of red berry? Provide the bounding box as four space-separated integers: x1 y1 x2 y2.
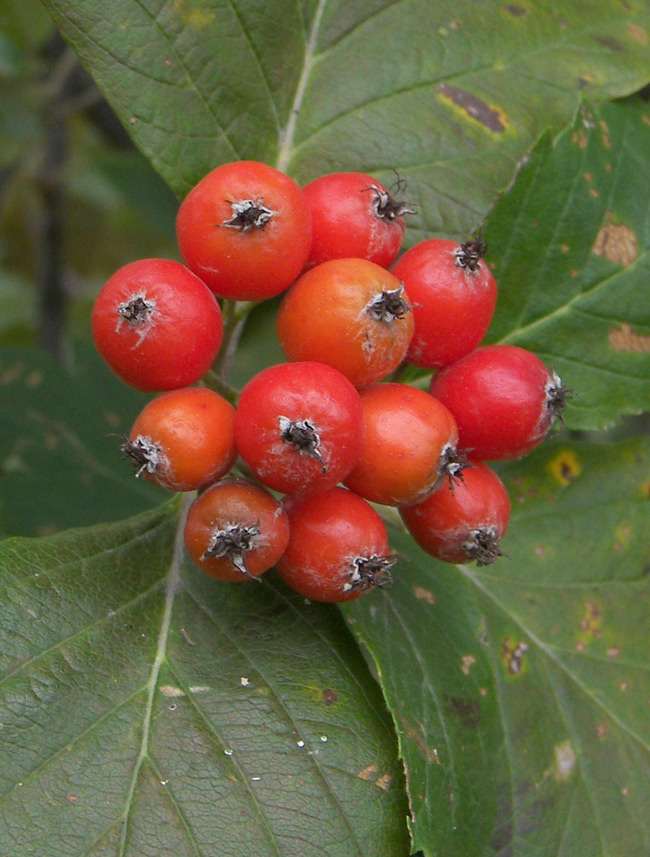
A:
91 161 570 602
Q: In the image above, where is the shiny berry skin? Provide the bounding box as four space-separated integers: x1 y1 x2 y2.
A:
121 387 237 492
235 362 363 496
184 481 290 582
302 171 413 269
429 345 570 460
344 383 468 506
391 237 497 369
91 258 223 392
276 487 397 603
276 258 414 388
400 461 511 566
176 160 312 301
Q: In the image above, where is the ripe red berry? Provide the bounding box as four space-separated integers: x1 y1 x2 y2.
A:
391 237 497 369
91 258 223 392
302 171 413 269
429 345 570 460
176 160 312 301
276 487 397 603
184 481 290 582
344 383 468 506
235 362 363 496
276 258 414 388
400 461 511 565
121 387 237 492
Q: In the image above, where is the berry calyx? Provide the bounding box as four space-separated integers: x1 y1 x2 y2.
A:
222 198 274 231
201 522 262 578
453 237 488 273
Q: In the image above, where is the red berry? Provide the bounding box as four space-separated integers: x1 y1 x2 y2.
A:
176 160 312 301
91 258 222 392
235 362 363 496
276 258 414 388
391 237 497 369
344 383 468 506
429 345 570 460
121 387 237 492
400 461 511 565
303 171 413 269
276 487 397 603
184 481 290 582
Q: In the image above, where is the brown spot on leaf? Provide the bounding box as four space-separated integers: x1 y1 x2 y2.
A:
643 115 650 128
580 600 601 635
589 188 599 198
596 722 607 740
501 637 528 675
593 222 638 266
575 640 587 653
375 772 392 791
549 450 581 486
413 585 436 604
461 654 476 675
435 83 506 132
628 23 648 43
357 763 378 781
609 323 650 353
599 119 612 149
400 717 439 764
619 681 630 691
322 688 339 706
607 645 621 659
445 696 480 729
571 129 588 149
552 741 576 782
594 35 624 51
534 544 547 557
505 4 527 15
583 171 592 182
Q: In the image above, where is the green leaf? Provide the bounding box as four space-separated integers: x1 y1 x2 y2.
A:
347 437 650 856
0 500 409 856
484 98 650 431
41 0 650 236
0 345 166 537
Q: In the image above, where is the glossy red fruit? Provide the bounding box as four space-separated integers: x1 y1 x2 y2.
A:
121 387 237 492
400 461 511 565
344 383 468 506
276 487 397 603
184 481 290 582
176 160 312 301
303 171 413 269
429 345 570 460
92 258 223 392
235 362 363 496
276 258 414 388
391 237 497 369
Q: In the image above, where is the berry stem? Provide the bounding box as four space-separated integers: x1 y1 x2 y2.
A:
211 299 255 391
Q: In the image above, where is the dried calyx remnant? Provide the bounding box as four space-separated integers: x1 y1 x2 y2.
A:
222 198 274 231
366 284 411 324
369 181 415 223
454 237 488 273
545 370 574 428
344 553 399 593
202 523 262 579
438 443 471 490
278 415 326 472
120 435 162 477
462 526 505 566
